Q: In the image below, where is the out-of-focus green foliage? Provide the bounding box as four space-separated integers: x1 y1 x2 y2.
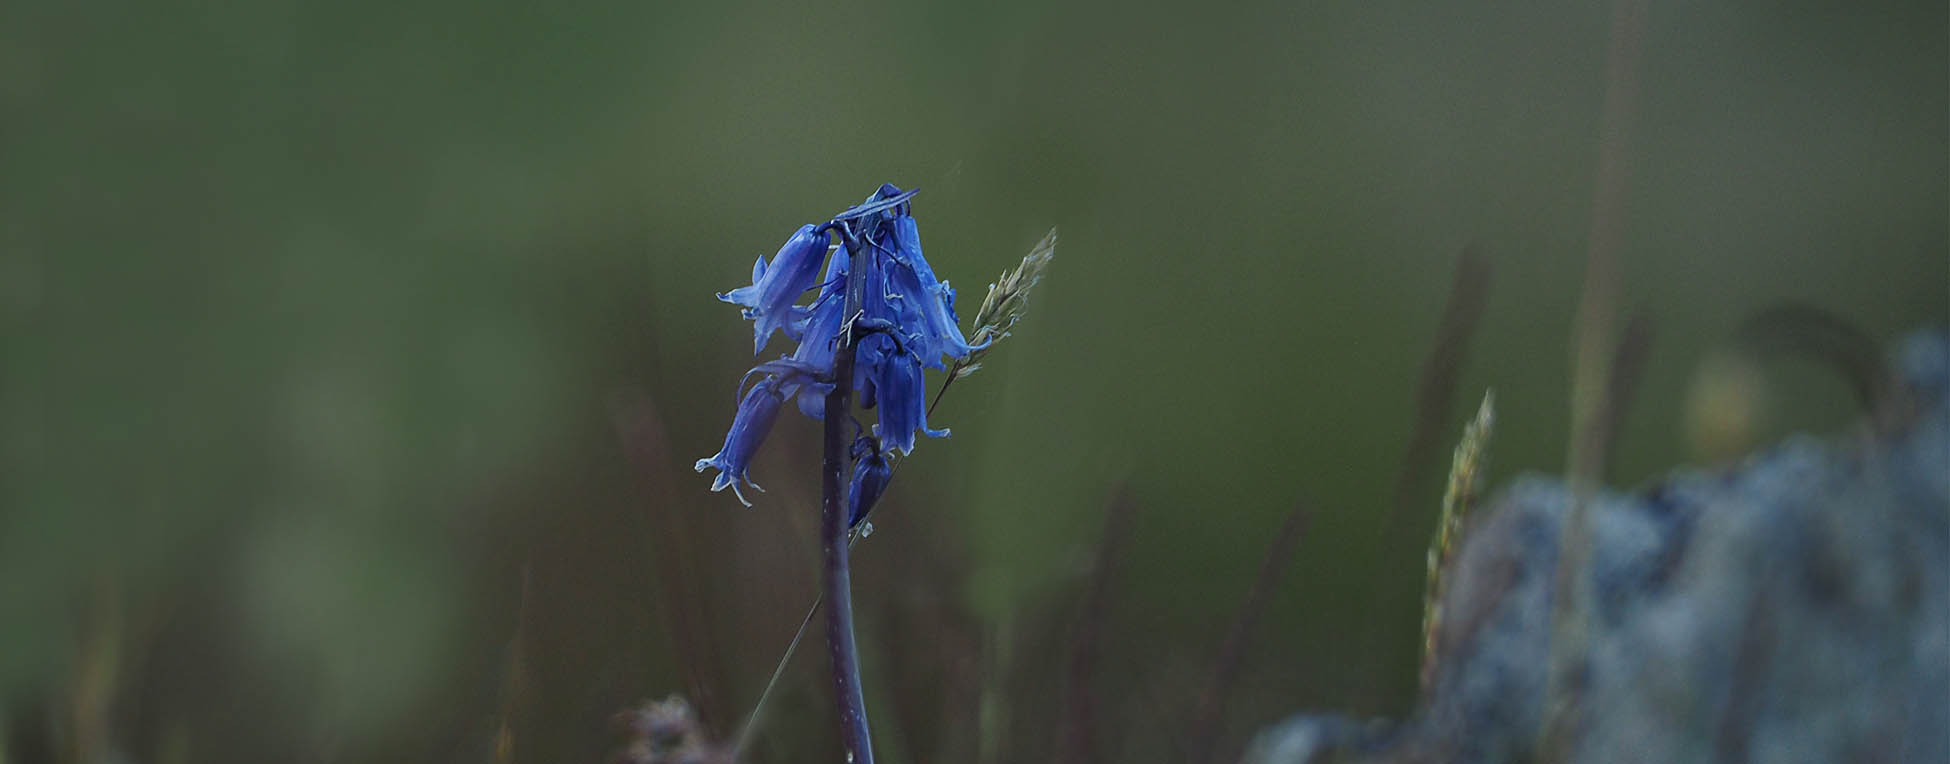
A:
1 0 1942 761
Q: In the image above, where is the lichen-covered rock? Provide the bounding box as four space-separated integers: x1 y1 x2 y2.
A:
1246 329 1949 764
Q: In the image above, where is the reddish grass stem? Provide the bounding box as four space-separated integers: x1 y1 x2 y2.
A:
1386 247 1493 537
1549 0 1651 755
1189 503 1310 764
1062 484 1136 764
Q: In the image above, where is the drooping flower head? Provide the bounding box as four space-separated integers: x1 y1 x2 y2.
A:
695 184 994 506
717 224 832 354
887 214 985 369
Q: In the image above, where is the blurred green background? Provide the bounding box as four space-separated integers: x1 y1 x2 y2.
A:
2 0 1944 761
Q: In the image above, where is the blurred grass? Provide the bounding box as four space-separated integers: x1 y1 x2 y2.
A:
1 0 1944 760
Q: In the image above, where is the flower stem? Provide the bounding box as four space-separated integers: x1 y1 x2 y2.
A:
730 591 822 758
926 373 957 417
820 230 875 764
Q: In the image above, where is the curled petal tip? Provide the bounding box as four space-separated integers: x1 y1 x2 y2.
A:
696 379 785 503
719 225 832 351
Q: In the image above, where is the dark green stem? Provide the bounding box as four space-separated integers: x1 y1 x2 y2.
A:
821 229 875 764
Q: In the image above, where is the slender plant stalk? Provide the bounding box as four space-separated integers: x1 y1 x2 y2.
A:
1062 484 1136 764
492 565 532 764
1547 0 1649 756
1189 502 1310 764
820 231 875 764
735 359 970 756
926 375 957 417
613 397 726 726
1420 392 1494 693
736 527 899 756
1349 246 1490 713
1385 247 1492 537
738 225 1050 759
731 592 823 758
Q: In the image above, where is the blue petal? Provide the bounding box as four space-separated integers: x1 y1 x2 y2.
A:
793 380 835 419
716 256 766 308
717 225 832 354
853 332 893 412
858 237 898 323
782 254 849 418
870 345 947 456
885 255 985 368
845 437 893 529
784 303 843 418
694 377 786 506
889 216 927 272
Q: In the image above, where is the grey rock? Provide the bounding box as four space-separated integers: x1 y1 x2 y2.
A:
1246 329 1950 764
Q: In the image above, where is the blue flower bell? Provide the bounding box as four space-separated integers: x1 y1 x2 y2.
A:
695 185 983 506
717 224 833 354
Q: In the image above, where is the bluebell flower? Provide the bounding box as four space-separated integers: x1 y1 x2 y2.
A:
845 436 892 529
781 254 848 418
855 207 987 369
698 183 986 504
870 338 948 455
885 243 984 368
839 193 965 454
718 224 832 354
847 237 899 406
693 376 786 506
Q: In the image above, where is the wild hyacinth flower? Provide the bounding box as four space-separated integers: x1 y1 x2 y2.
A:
855 190 973 452
693 377 786 505
869 335 946 456
718 224 832 353
845 436 892 530
887 213 983 369
700 188 1055 764
694 184 981 503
